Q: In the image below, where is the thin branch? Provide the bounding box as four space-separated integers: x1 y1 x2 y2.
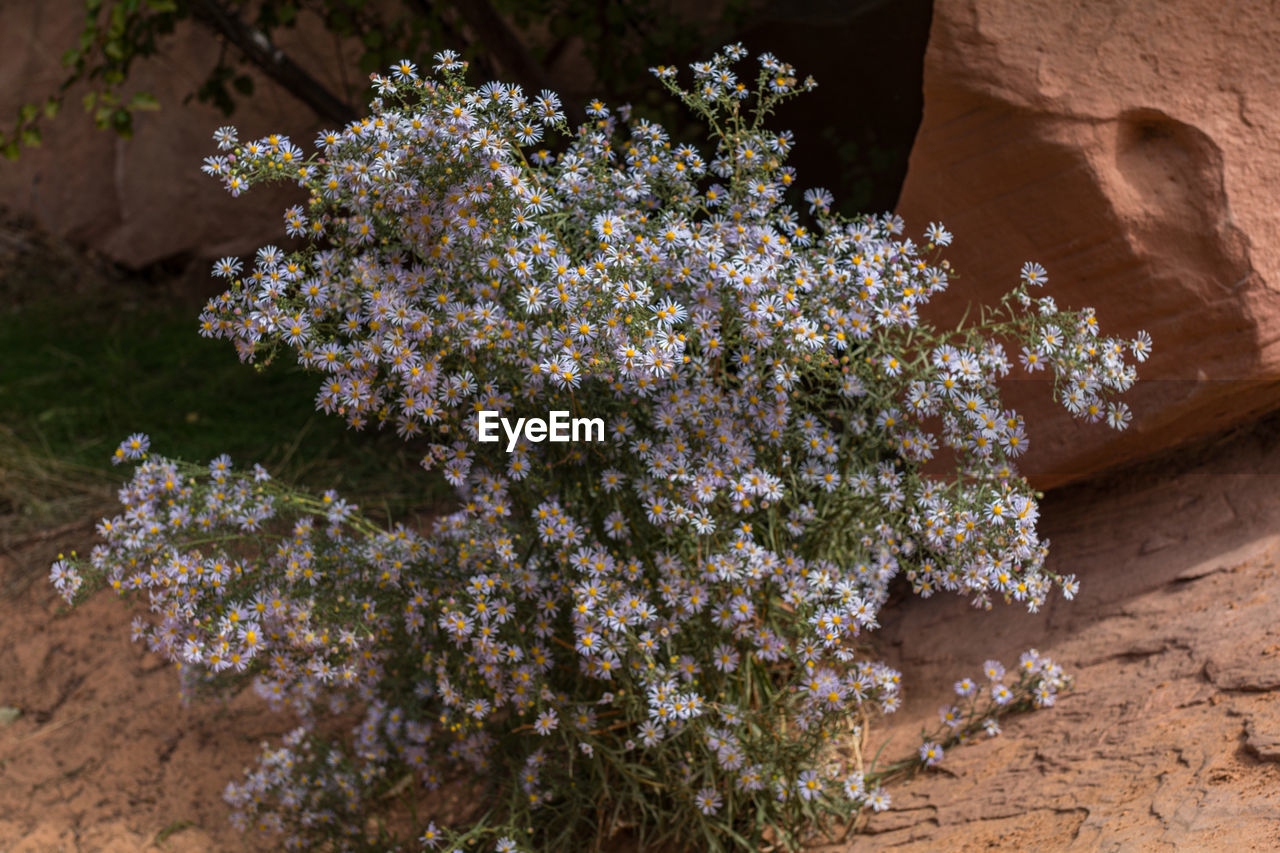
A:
188 0 357 127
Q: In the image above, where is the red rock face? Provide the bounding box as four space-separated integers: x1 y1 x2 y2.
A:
897 0 1280 489
0 0 343 271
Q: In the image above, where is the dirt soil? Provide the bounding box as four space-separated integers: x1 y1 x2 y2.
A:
5 415 1280 851
0 521 283 853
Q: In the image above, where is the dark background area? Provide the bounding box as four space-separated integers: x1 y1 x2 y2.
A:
736 0 932 214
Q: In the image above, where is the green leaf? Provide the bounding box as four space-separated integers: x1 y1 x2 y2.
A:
17 103 37 123
232 74 254 96
146 0 177 11
43 98 61 120
111 107 134 138
153 820 194 844
20 126 41 148
1 142 19 161
85 0 103 11
128 91 160 111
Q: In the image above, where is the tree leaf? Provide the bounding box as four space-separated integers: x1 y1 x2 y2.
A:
128 91 160 111
111 107 134 138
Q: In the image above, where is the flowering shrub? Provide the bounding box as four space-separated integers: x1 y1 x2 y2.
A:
55 45 1147 851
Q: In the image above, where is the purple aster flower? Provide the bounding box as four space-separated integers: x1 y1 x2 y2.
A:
797 769 822 800
919 741 944 766
694 787 722 815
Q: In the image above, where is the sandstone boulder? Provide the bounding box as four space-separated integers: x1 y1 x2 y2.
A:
897 0 1280 489
0 0 348 271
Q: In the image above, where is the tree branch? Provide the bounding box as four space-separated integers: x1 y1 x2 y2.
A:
188 0 358 127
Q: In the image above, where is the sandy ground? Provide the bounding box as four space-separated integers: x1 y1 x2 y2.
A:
5 414 1280 851
0 527 283 852
843 416 1280 851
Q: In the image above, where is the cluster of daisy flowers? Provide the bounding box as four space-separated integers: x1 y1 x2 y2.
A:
918 649 1071 769
62 45 1146 851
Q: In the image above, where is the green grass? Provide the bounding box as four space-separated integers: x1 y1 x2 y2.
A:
0 296 444 524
